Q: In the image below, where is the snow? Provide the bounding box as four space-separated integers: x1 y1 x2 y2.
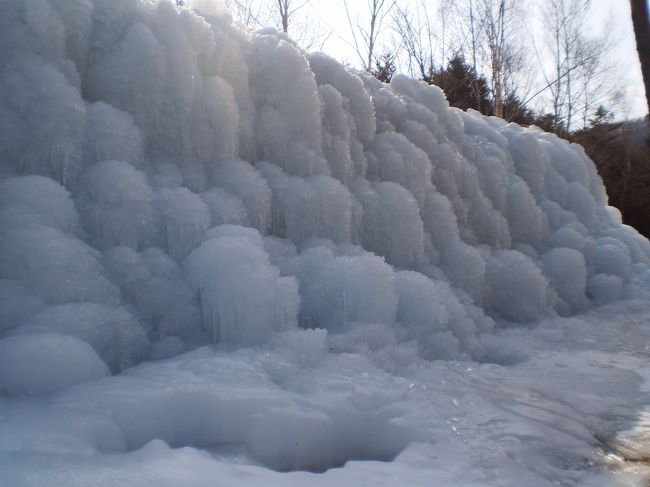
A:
0 333 109 396
1 0 650 485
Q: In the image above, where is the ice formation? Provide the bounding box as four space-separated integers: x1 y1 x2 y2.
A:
1 0 650 484
1 0 649 383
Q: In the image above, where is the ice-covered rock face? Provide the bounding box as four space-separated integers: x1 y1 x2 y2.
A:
1 0 649 398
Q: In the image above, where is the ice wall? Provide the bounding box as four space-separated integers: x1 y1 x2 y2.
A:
1 0 650 395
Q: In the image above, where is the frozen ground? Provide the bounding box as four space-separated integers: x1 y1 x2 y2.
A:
1 0 650 485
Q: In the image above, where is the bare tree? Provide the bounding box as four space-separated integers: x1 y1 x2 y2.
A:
225 0 330 51
429 0 493 114
277 0 290 32
224 0 265 29
578 34 621 129
272 0 331 50
444 0 525 118
541 0 579 131
391 0 526 116
226 0 305 32
477 0 522 118
392 1 436 80
343 0 396 71
535 0 617 132
440 0 483 75
273 0 311 34
466 0 480 73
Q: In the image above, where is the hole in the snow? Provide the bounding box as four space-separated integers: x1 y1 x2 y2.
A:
245 415 412 473
164 410 413 473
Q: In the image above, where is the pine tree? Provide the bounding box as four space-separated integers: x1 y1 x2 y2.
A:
429 56 491 113
372 52 397 83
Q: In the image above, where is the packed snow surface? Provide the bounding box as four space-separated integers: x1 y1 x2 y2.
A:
1 0 650 485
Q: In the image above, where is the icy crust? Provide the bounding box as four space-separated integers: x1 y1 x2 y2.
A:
0 0 649 398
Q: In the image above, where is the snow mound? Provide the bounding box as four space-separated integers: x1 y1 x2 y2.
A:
0 333 109 396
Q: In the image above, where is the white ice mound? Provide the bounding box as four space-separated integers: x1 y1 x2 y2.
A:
0 0 649 374
0 333 109 396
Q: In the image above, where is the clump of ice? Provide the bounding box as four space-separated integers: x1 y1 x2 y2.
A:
184 225 299 344
285 244 397 331
394 270 482 359
157 187 210 259
541 247 589 314
0 333 109 396
0 176 79 233
486 250 549 323
211 158 272 233
78 160 157 250
14 302 148 373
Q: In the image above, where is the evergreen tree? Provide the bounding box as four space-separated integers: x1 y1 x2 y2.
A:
532 113 566 137
429 55 491 113
589 105 615 127
502 93 535 125
372 52 397 83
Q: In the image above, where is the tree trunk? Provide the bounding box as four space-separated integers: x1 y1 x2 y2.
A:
278 0 289 33
630 0 650 118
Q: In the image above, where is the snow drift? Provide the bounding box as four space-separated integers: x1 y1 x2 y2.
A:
1 0 650 484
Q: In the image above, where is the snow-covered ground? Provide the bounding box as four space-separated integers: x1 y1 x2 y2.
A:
1 1 650 485
2 301 650 486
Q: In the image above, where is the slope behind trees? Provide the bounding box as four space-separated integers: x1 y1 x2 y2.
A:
574 117 650 237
